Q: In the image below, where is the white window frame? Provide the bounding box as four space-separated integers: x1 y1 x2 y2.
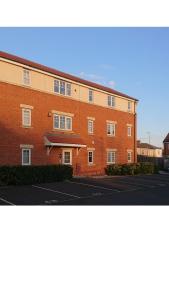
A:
88 151 94 165
107 151 116 164
107 122 116 136
23 69 30 86
62 149 72 165
22 108 31 127
54 80 71 96
108 95 115 107
88 119 94 134
127 126 132 137
88 89 93 103
22 148 31 165
127 151 132 163
128 101 132 111
53 114 72 131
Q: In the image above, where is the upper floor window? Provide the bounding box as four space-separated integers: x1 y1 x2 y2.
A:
88 89 93 103
108 95 115 107
128 101 132 111
88 119 94 134
107 151 116 164
23 69 30 85
22 148 31 165
107 122 116 136
54 80 71 96
53 114 72 131
22 109 31 127
127 126 132 137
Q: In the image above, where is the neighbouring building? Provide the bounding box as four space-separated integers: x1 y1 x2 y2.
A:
163 133 169 170
137 140 163 158
0 51 138 175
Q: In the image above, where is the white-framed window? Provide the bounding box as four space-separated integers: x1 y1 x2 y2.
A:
89 89 93 103
53 114 72 131
107 151 116 164
88 151 94 165
23 69 30 85
127 126 132 136
88 119 94 134
62 150 72 165
107 122 116 136
22 109 31 127
22 148 31 165
66 83 71 96
127 151 132 163
54 80 71 96
128 101 132 111
108 95 115 107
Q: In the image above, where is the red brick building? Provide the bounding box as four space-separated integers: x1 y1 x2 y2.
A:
0 51 138 175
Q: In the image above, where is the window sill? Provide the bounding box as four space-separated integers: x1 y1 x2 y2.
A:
88 163 95 166
52 128 73 132
107 135 115 137
107 162 116 165
21 126 33 129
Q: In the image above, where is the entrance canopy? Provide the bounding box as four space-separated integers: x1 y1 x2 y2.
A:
44 133 86 148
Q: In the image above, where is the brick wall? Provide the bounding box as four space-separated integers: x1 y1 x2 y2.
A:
0 81 137 175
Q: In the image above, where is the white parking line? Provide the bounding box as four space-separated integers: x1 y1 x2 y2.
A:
32 185 81 199
0 197 16 206
68 181 121 192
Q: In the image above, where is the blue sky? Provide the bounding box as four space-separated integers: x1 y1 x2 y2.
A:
0 27 168 147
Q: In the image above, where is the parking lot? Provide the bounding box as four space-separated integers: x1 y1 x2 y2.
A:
0 173 169 205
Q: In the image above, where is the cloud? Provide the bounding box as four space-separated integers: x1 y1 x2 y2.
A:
79 71 105 84
79 71 116 89
79 71 104 81
108 80 116 88
99 63 113 70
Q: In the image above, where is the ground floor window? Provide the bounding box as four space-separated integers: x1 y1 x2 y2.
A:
62 150 72 165
88 151 94 165
107 151 116 164
22 148 31 165
127 151 132 163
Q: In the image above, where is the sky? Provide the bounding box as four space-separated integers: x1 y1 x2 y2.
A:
0 27 168 147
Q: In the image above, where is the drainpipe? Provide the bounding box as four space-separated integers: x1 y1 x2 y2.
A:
134 101 137 163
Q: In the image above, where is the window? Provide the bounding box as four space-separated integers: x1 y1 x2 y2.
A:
54 80 71 96
88 120 94 134
127 126 132 136
128 101 132 111
107 151 116 164
108 95 115 107
60 81 65 95
53 114 72 130
54 80 59 93
23 69 30 85
107 122 116 136
88 151 94 164
22 109 31 127
66 83 71 96
22 149 31 165
63 150 72 165
127 151 132 163
89 89 93 103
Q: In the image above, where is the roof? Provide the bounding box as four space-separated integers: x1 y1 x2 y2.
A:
163 133 169 143
44 133 86 148
137 141 162 150
0 50 138 102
